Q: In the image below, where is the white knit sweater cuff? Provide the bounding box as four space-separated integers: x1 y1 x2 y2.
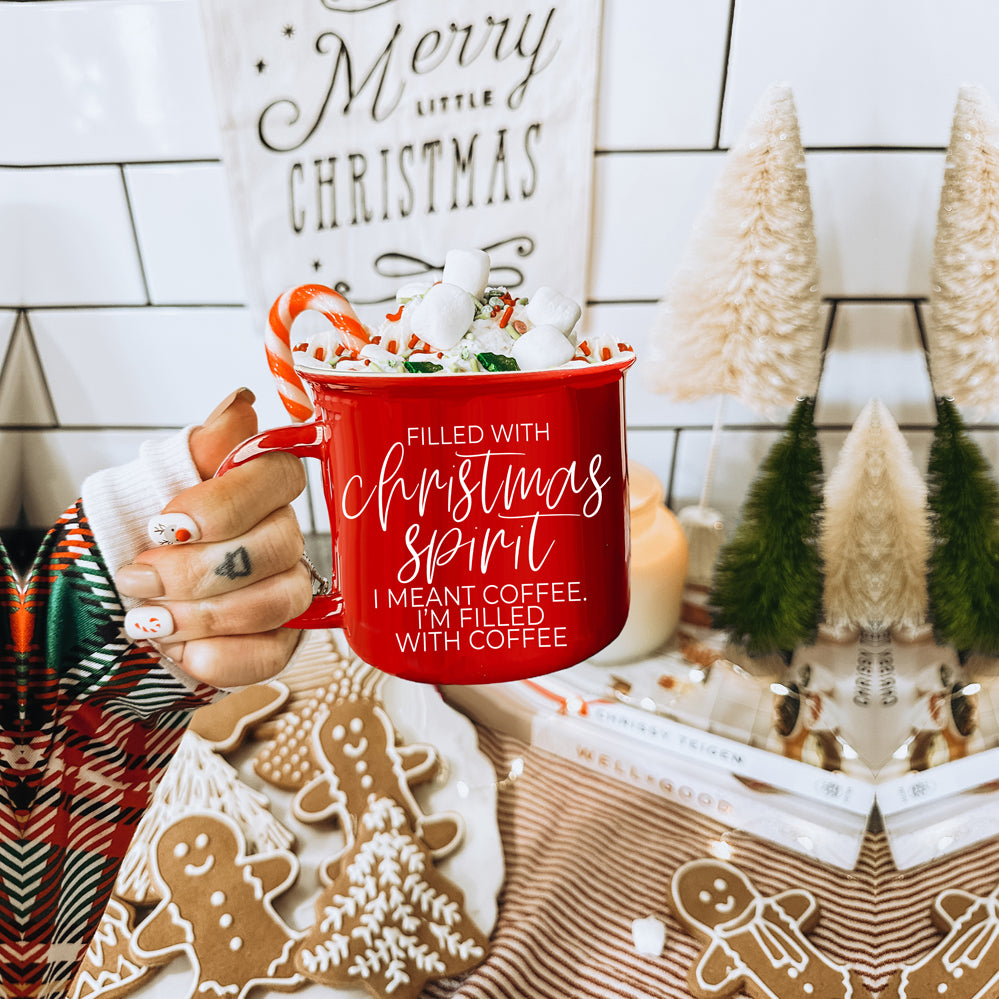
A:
81 427 201 610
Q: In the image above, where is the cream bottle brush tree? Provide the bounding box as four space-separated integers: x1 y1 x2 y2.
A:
645 83 823 584
924 85 999 657
820 398 930 641
928 84 999 416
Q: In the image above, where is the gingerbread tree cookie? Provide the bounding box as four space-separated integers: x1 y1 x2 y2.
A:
69 898 157 998
131 812 303 998
252 628 355 740
295 796 489 999
670 859 874 999
115 730 294 904
881 884 999 999
253 654 462 864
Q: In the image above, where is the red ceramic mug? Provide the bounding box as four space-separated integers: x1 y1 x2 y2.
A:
219 359 634 685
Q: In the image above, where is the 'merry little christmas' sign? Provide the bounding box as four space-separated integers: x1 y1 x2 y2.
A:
199 0 601 324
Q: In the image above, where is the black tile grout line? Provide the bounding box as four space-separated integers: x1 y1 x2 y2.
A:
0 309 20 395
665 427 682 509
911 299 939 399
712 0 738 151
830 295 929 304
912 298 931 353
6 146 944 169
629 423 949 433
16 311 60 429
119 165 152 306
7 295 929 313
811 299 839 399
4 303 248 312
1 158 223 170
9 425 187 433
586 295 929 307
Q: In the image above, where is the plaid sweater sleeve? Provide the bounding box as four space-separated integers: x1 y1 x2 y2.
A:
0 443 220 997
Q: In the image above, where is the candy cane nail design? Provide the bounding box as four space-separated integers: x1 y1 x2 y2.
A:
125 607 175 641
148 513 201 546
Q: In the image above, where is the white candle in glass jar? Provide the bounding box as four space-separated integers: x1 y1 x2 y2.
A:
591 462 689 664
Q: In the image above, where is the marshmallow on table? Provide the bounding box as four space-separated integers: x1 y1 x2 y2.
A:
442 248 491 299
524 286 581 335
631 916 667 957
511 323 574 370
410 282 475 350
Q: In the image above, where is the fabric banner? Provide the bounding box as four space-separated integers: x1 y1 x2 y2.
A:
199 0 603 327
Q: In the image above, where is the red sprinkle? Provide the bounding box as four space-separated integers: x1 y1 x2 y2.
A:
293 343 307 352
498 305 514 329
617 341 633 352
385 306 404 322
386 339 399 353
408 333 421 349
314 347 326 362
579 340 592 357
600 346 612 361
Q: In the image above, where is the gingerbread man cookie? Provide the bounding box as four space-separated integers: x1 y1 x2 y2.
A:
881 884 999 998
131 812 303 998
670 859 874 999
116 731 294 904
253 655 463 866
295 796 489 999
69 898 157 998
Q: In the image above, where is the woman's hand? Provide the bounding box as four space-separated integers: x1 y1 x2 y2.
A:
114 388 312 688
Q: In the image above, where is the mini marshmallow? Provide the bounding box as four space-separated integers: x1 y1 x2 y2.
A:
524 286 581 335
511 323 575 371
442 248 491 300
631 916 667 957
396 280 433 303
410 282 475 351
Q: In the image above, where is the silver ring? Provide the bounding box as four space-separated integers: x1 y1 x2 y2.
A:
300 553 331 596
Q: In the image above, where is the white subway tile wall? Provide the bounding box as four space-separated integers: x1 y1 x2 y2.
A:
124 163 247 304
4 0 989 534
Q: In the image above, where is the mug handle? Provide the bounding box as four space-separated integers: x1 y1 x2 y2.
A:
216 420 344 630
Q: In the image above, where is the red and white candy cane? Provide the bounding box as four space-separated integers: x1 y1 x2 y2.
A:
266 284 371 421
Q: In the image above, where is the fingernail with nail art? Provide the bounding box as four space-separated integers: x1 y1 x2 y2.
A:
148 513 200 546
124 606 175 641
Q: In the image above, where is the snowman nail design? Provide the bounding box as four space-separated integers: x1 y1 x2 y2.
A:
148 513 201 546
125 606 175 641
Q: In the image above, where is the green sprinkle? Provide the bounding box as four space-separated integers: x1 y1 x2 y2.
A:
404 360 444 373
477 352 520 372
